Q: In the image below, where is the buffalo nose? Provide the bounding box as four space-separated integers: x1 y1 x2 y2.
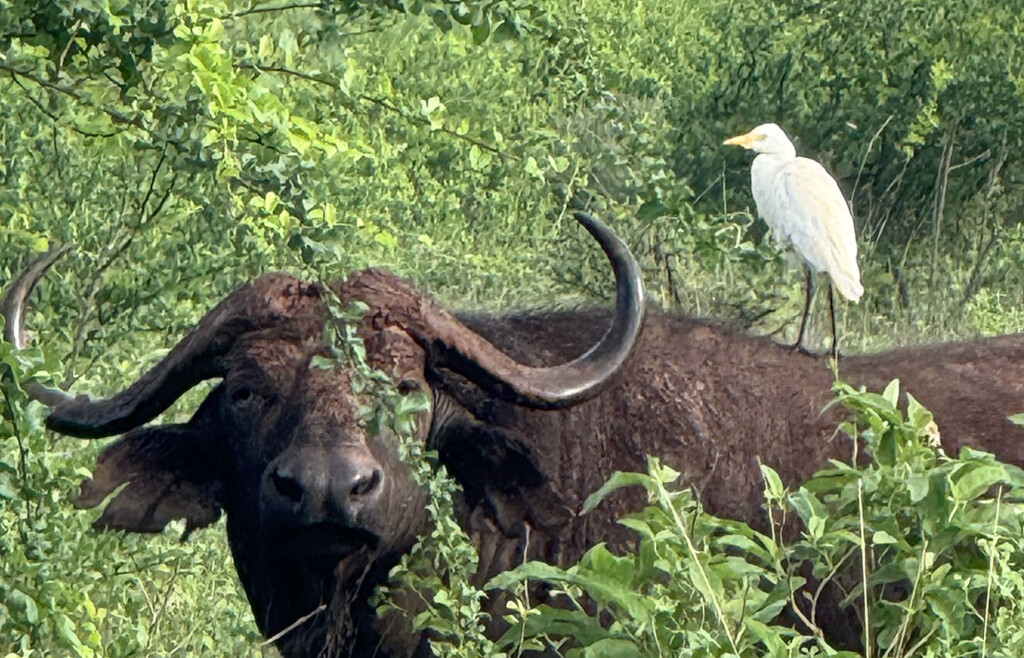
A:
270 468 305 503
263 447 384 524
349 468 382 498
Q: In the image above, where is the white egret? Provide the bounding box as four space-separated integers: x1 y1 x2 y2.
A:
724 123 863 357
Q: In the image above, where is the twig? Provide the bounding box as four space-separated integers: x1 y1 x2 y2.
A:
235 66 514 163
981 487 1003 656
900 624 938 657
8 73 120 138
760 462 830 646
925 121 957 324
0 385 33 544
881 540 928 658
960 228 999 310
516 524 531 658
63 149 176 387
959 133 1008 310
0 64 141 128
358 94 508 161
858 478 872 658
948 149 990 173
810 546 858 632
851 115 893 205
57 19 84 74
147 560 182 649
656 476 740 654
237 62 337 88
222 2 323 20
259 604 327 646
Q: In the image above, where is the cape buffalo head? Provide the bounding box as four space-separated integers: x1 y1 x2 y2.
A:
2 213 644 656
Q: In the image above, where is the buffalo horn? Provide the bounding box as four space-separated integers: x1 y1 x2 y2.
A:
425 212 644 407
1 246 77 408
2 255 321 439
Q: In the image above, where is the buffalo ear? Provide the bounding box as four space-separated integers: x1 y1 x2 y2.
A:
75 390 225 537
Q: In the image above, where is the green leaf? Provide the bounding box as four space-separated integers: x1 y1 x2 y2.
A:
907 472 929 503
56 613 85 652
0 473 16 499
471 17 491 45
951 464 1007 501
487 561 650 621
582 471 652 514
760 464 785 500
8 589 38 624
579 638 644 657
491 19 520 42
430 9 453 32
882 379 900 407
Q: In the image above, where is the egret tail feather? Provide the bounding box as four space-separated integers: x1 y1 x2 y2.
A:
830 271 864 303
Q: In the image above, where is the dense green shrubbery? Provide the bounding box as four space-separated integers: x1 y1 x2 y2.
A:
0 322 262 656
3 0 1024 655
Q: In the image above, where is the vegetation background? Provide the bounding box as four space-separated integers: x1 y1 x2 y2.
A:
1 0 1023 655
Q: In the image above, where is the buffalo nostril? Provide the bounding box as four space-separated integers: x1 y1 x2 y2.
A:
350 469 382 498
271 470 304 503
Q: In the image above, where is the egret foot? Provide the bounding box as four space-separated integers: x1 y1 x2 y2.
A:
791 342 818 358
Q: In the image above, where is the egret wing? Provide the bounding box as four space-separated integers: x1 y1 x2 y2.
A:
772 158 863 301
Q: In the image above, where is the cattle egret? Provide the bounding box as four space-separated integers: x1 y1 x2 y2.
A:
724 123 863 357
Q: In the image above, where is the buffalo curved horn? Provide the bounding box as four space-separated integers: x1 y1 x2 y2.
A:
1 246 77 408
360 212 644 407
2 256 324 438
431 212 644 406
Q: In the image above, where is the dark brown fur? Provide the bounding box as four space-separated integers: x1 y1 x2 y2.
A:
58 269 1024 656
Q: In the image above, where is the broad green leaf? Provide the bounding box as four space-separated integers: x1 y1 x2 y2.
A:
951 464 1008 501
582 472 652 515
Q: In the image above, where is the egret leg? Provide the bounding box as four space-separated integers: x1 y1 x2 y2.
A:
793 265 815 354
828 282 839 360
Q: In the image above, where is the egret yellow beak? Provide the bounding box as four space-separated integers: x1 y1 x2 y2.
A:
723 132 754 148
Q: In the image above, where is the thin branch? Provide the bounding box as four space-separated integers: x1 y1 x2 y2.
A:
981 487 1003 656
236 62 511 162
237 62 338 88
948 149 990 173
63 149 176 387
335 25 395 39
1 64 141 132
359 93 507 160
147 560 182 650
858 478 872 658
960 228 999 310
959 131 1008 310
222 2 323 20
925 121 957 323
8 73 121 138
56 19 84 75
259 604 327 646
851 115 893 204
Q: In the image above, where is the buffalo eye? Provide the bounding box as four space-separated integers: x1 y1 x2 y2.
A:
231 386 254 406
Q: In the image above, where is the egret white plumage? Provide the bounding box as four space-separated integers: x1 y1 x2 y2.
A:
724 123 863 358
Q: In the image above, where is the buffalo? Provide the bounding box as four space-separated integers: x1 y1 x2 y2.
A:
5 214 1024 656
